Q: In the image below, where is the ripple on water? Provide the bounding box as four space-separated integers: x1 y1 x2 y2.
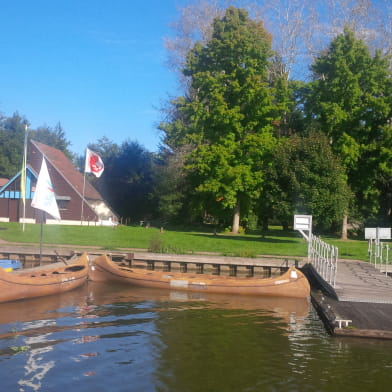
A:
0 284 392 391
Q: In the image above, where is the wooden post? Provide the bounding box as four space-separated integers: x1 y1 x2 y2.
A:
213 264 221 275
246 265 254 277
147 261 155 270
126 253 134 267
263 266 271 278
196 263 204 274
229 265 237 276
163 261 171 272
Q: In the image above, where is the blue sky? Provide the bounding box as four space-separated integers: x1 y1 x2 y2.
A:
0 1 182 155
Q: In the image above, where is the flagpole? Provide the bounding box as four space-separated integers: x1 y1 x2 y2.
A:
22 124 28 232
81 172 86 225
39 211 45 265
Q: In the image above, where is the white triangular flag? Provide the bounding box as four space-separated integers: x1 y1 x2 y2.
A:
32 157 61 220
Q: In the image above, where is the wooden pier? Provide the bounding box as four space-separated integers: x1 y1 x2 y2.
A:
0 246 76 268
0 244 305 274
306 259 392 339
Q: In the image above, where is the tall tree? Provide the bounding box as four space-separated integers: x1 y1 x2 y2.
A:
161 7 277 233
259 131 351 232
306 28 392 236
89 139 155 222
151 146 191 224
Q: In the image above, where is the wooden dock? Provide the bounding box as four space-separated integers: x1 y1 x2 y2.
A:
306 259 392 339
0 243 306 272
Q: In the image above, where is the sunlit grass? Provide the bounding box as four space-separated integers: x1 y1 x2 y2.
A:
0 222 370 260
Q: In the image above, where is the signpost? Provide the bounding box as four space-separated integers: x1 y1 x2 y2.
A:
365 228 391 271
364 227 391 241
294 215 312 242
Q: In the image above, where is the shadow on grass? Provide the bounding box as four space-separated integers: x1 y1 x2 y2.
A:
190 233 300 244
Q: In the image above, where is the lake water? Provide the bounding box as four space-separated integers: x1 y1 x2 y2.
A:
1 282 392 392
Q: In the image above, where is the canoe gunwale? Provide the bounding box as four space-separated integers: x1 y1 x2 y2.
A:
90 255 310 298
0 253 89 303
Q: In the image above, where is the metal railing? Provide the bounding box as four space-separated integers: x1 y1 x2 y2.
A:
309 234 339 287
368 238 391 276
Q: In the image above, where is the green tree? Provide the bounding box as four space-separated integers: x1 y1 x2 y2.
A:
0 113 74 179
81 136 121 171
0 112 28 178
30 122 73 159
161 7 277 233
306 28 392 236
88 139 154 222
151 146 191 225
259 131 351 232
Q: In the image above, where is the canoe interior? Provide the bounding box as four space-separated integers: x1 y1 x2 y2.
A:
90 254 310 299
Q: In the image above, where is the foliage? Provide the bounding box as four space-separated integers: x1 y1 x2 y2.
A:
306 28 392 222
0 112 27 178
29 122 73 159
0 113 74 179
150 146 192 224
160 7 277 232
259 131 351 232
88 139 155 222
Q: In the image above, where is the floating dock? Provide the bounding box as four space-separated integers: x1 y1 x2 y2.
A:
306 260 392 339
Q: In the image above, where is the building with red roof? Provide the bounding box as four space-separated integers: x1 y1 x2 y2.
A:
0 140 117 225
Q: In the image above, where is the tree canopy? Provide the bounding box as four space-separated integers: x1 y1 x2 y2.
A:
161 7 277 233
259 131 351 232
306 28 392 227
2 3 392 235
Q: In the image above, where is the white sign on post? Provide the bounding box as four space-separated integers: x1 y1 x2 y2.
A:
365 228 391 240
294 215 312 231
294 215 312 242
294 215 312 262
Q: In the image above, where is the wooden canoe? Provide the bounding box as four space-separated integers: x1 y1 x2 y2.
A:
89 255 310 298
0 253 89 303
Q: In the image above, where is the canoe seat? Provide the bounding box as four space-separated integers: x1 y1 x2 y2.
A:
65 266 85 272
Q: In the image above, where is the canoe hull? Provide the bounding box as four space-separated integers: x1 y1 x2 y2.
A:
0 253 89 303
90 255 310 299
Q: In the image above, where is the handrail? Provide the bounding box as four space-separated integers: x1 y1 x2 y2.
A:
368 238 391 276
309 234 338 287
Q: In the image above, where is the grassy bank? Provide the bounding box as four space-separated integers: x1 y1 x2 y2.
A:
0 222 369 261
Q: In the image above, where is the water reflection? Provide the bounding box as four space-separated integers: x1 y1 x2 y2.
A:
151 292 311 392
18 327 55 391
0 282 391 391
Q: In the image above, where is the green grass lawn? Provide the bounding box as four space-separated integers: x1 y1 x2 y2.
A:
0 222 370 261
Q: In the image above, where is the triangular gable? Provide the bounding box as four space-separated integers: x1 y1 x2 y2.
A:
0 166 37 199
31 140 102 201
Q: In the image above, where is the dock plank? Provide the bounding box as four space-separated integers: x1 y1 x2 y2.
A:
309 259 392 339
